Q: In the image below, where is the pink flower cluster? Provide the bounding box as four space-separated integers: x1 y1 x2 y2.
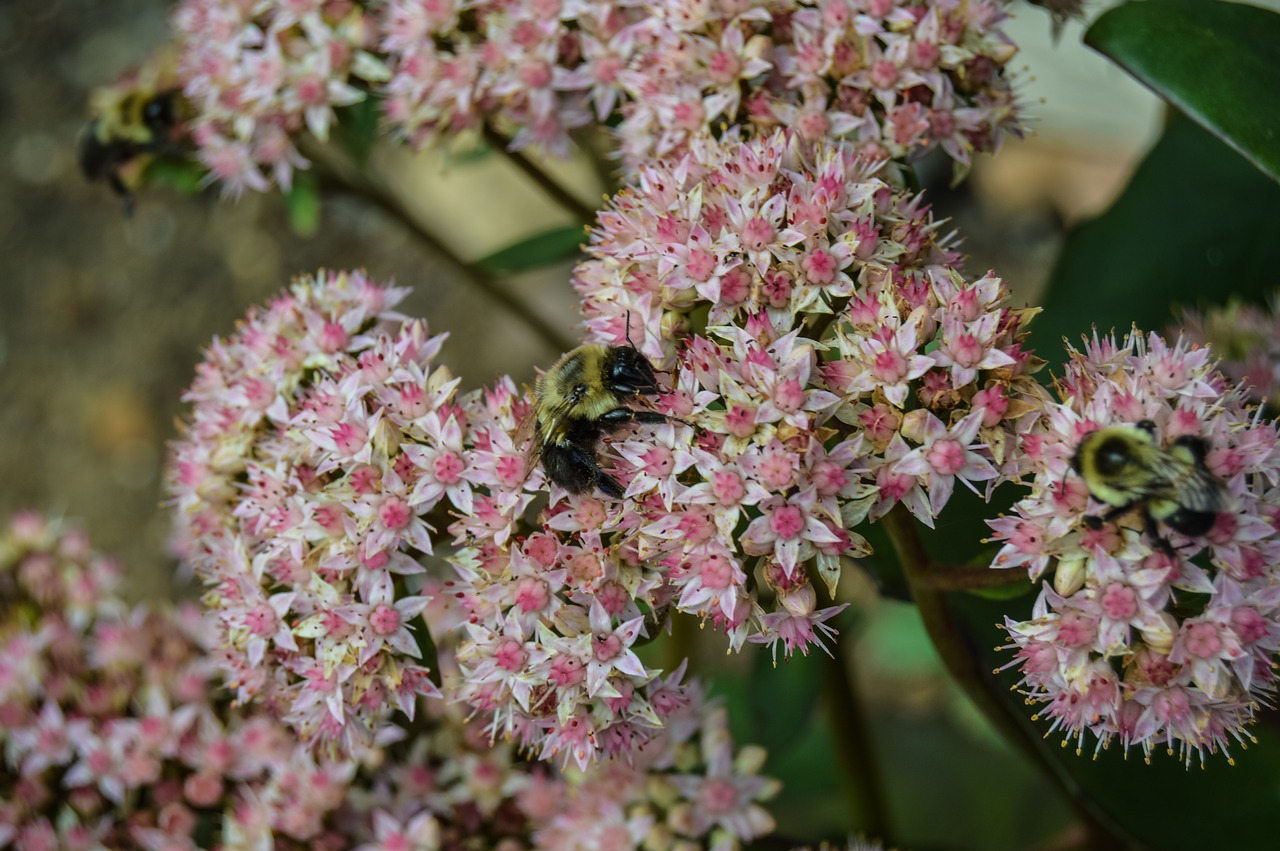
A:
1 512 778 850
354 665 778 850
145 0 1026 194
168 269 454 755
165 272 781 846
173 0 390 196
435 129 1041 764
0 513 354 851
1176 296 1280 413
380 0 1024 171
570 126 1042 596
989 331 1280 764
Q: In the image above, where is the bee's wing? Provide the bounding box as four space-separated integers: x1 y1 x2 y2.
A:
521 391 584 476
514 404 542 468
1174 464 1229 513
1147 445 1228 513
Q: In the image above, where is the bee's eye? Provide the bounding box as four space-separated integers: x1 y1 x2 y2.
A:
1096 439 1131 475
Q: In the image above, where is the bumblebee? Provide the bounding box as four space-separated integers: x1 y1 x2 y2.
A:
1070 419 1227 548
79 78 183 213
531 336 682 498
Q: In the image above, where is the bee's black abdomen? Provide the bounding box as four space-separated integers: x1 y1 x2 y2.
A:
1162 507 1217 537
542 440 624 498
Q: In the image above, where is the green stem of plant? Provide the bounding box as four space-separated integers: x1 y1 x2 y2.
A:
880 505 1143 851
818 613 893 844
482 124 599 225
301 138 576 354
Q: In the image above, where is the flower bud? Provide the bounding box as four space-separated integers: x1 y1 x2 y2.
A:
1052 554 1086 597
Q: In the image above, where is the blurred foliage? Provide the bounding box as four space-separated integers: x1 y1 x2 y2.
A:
1031 113 1280 355
476 224 586 275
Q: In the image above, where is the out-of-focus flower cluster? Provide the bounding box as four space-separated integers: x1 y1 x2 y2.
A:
1177 296 1280 413
0 512 355 851
989 331 1280 765
168 269 455 755
172 0 390 196
2 512 776 850
380 0 1024 171
139 0 1026 194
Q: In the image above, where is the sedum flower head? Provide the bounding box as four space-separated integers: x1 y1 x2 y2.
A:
1 512 776 850
168 269 454 755
379 0 1024 173
443 129 1044 763
571 125 1044 582
989 330 1280 765
1176 295 1280 414
173 0 390 196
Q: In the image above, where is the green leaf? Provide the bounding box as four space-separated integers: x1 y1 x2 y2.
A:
284 173 322 237
1085 0 1280 183
1030 114 1280 356
475 225 586 275
747 644 824 753
332 95 382 165
412 615 442 689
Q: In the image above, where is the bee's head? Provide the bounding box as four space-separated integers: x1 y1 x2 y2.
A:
142 92 177 134
607 344 659 398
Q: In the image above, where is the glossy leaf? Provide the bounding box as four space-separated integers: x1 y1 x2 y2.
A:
1086 0 1280 183
1030 114 1280 356
475 225 585 275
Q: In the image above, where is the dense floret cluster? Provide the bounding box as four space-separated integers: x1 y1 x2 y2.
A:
168 269 452 754
381 0 1024 172
156 0 1026 193
173 0 389 196
990 331 1280 764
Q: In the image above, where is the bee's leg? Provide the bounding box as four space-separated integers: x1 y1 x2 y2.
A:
1083 502 1136 530
1143 509 1178 559
598 408 690 431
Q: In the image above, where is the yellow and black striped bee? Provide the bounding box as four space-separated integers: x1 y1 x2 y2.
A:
79 77 184 213
1070 419 1227 551
531 328 683 498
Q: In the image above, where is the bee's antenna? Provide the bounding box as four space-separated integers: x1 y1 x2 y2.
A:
624 310 638 350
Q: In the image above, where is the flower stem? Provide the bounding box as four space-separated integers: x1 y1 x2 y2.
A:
819 613 894 844
880 505 1143 851
482 124 600 225
300 137 576 354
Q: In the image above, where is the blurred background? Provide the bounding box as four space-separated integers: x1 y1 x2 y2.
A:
0 2 1196 847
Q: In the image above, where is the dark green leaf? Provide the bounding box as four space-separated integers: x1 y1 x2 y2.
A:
284 173 322 237
747 645 823 753
332 95 382 165
475 225 586 275
412 616 442 689
1031 114 1280 355
1086 0 1280 183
